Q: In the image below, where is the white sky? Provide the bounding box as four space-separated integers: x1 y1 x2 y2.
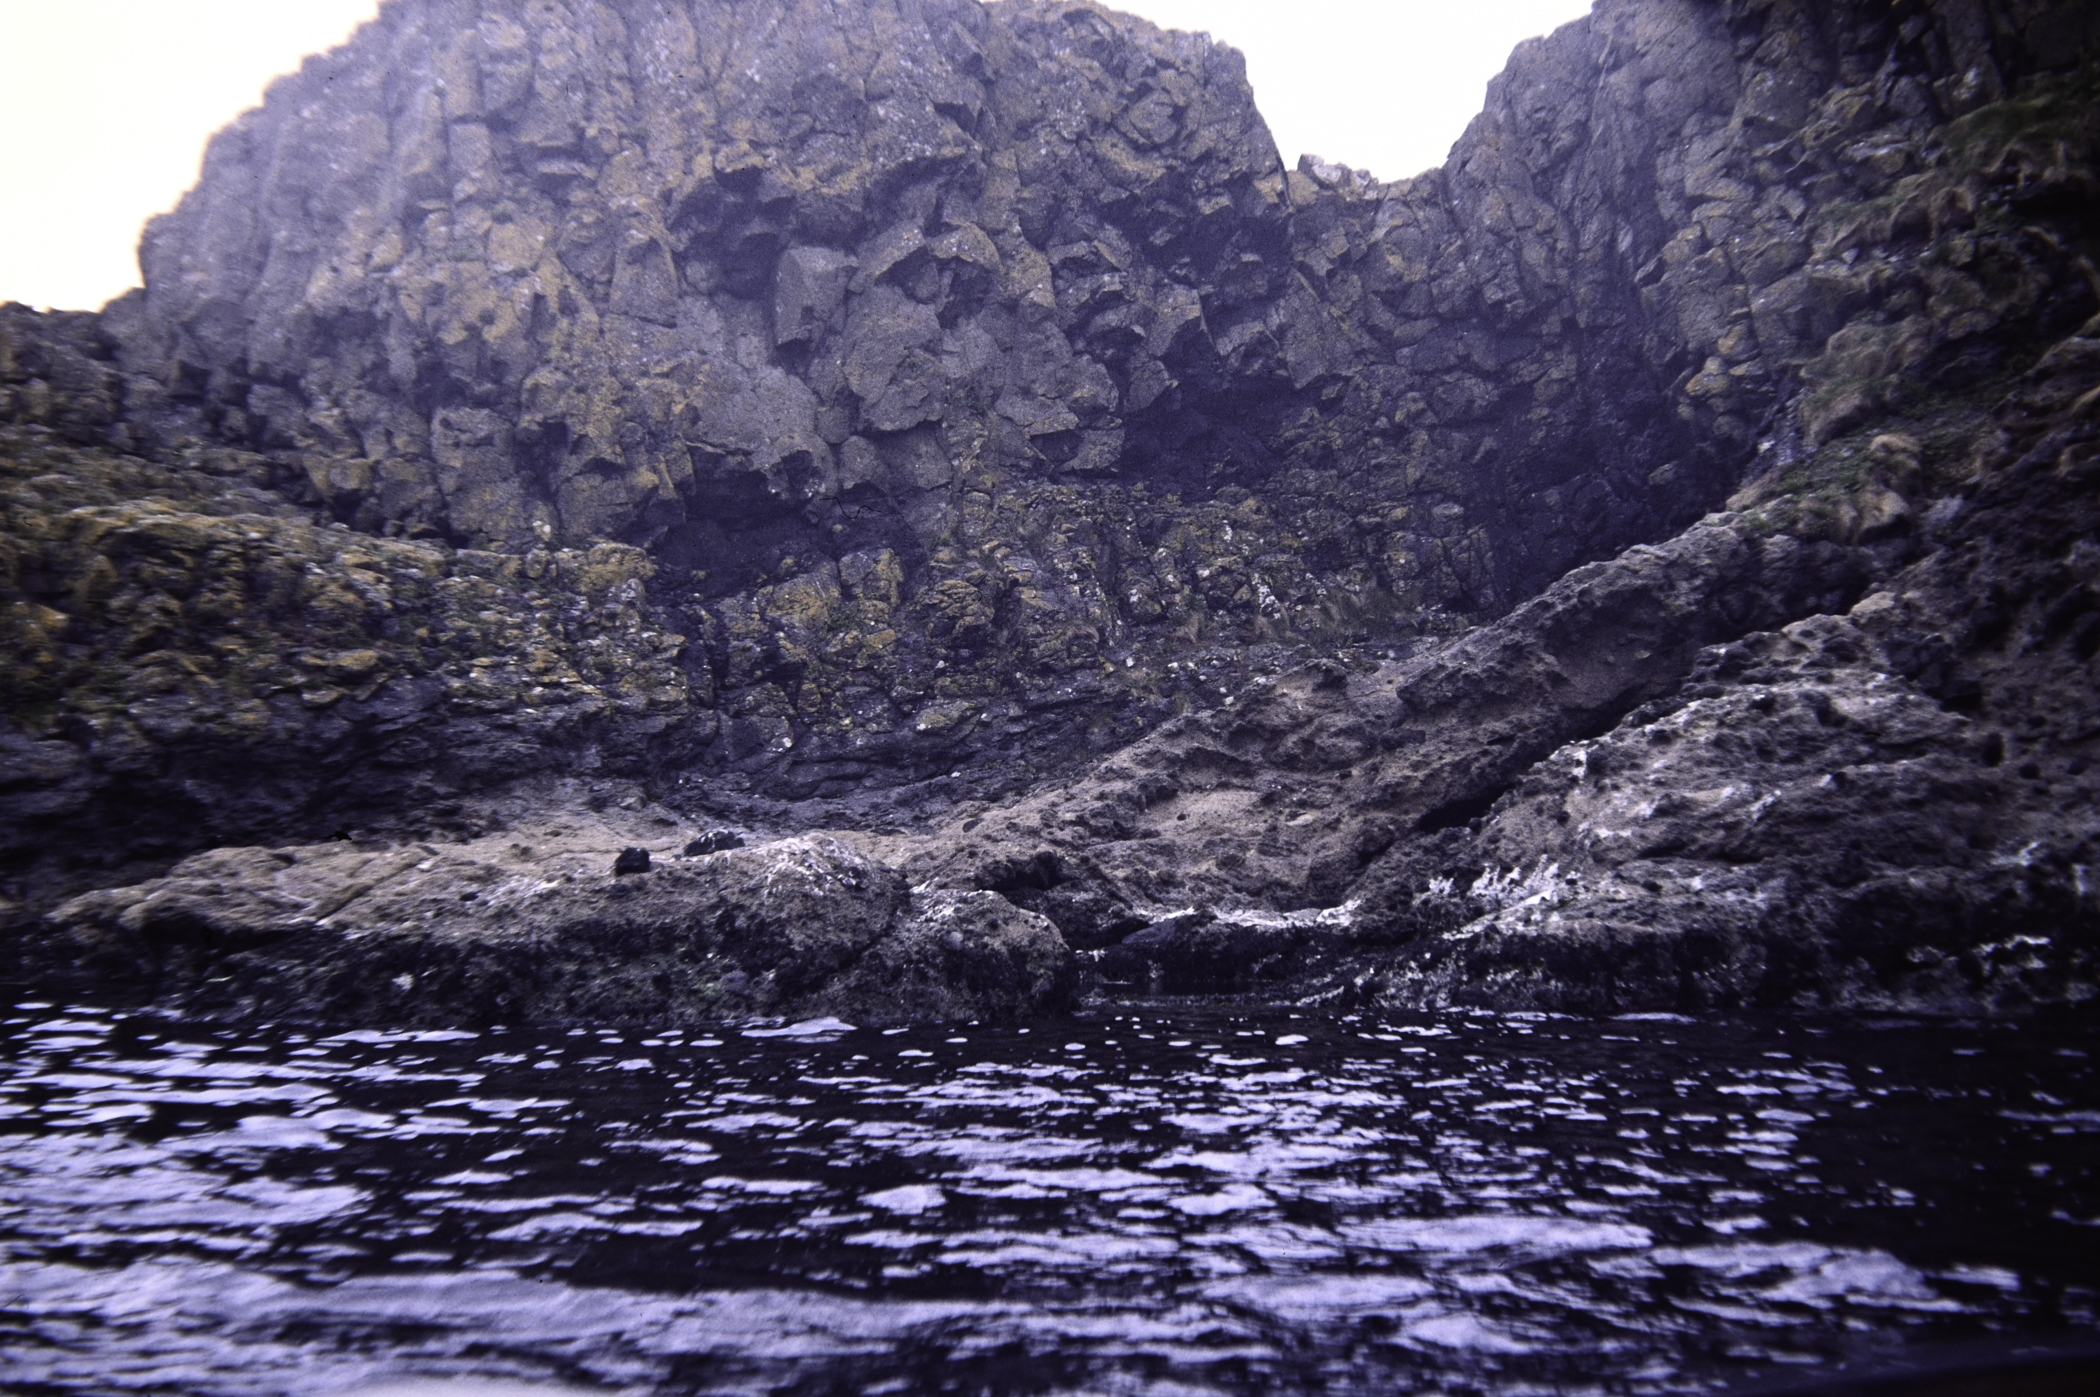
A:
0 0 1593 312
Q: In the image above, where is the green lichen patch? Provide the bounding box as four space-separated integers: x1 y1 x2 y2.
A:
0 426 693 744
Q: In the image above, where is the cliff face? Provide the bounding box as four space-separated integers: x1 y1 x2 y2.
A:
871 315 2100 1015
5 0 2099 1016
111 0 2097 586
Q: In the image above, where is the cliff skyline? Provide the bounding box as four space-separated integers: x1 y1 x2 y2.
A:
0 0 1592 313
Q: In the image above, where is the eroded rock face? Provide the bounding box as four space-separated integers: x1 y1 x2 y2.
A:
877 509 1875 934
880 309 2100 1015
119 0 1312 577
120 0 2092 585
4 0 2100 1021
0 390 705 884
32 819 1072 1026
1332 322 2100 1014
9 0 2093 863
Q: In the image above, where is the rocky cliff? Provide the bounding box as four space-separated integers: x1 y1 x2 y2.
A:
4 0 2098 1020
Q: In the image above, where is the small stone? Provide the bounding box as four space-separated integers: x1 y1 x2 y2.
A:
613 848 652 875
684 830 745 856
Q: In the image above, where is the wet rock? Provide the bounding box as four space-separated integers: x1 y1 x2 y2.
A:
7 0 2090 881
882 510 1874 943
881 306 2100 1015
822 890 1076 1025
4 0 2099 1024
1322 322 2100 1015
29 821 1070 1027
1094 906 1356 995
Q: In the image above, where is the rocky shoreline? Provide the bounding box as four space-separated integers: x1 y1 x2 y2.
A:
27 812 1071 1027
5 0 2098 1023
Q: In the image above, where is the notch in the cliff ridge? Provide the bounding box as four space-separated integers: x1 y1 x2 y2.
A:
0 0 385 313
3 1 1595 312
1101 0 1596 181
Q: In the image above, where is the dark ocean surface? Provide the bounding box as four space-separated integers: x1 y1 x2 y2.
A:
1 996 2095 1396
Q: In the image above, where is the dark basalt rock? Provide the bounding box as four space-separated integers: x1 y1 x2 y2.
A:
684 830 746 856
890 310 2100 1015
4 0 2100 1020
612 846 652 874
27 819 1073 1026
9 0 2095 864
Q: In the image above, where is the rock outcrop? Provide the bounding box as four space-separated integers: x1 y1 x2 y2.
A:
874 510 1875 934
31 812 1072 1026
0 411 697 886
1347 322 2100 1013
868 302 2100 1015
4 0 2099 1021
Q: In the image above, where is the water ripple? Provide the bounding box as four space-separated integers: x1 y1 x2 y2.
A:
0 1001 2092 1394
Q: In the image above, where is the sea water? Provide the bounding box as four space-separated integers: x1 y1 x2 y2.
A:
0 997 2094 1395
